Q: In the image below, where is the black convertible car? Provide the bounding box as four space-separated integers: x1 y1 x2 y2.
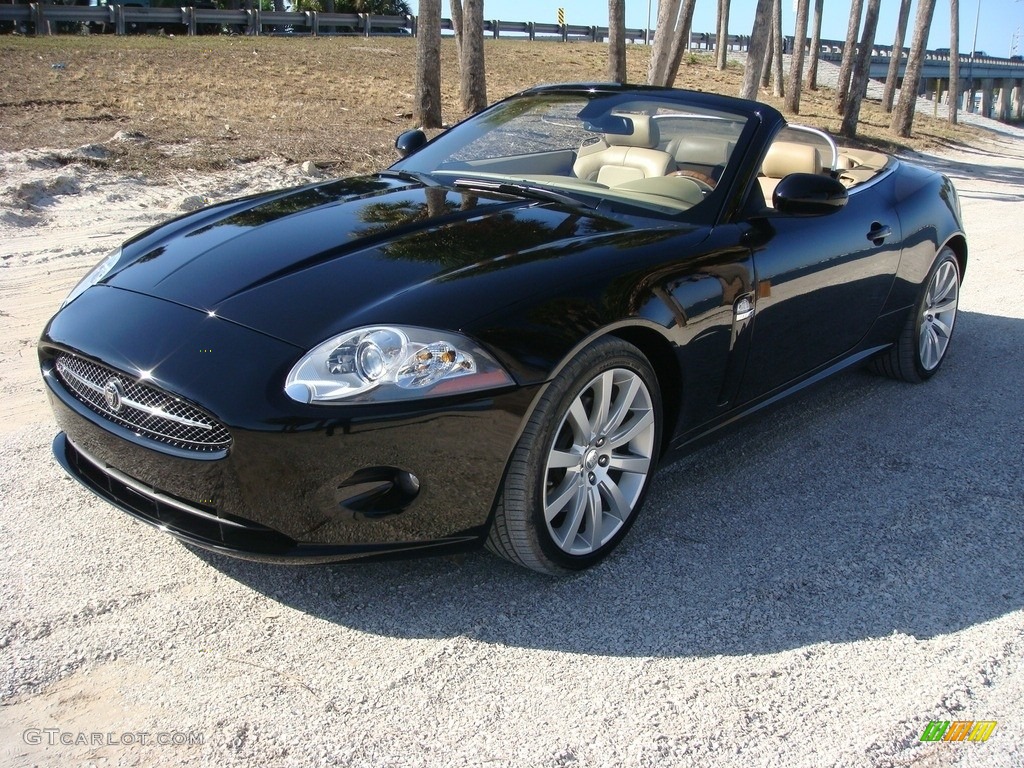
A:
40 84 966 574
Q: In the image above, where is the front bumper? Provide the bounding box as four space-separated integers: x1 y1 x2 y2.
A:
40 288 539 563
46 380 537 563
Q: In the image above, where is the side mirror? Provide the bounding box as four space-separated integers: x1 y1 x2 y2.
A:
395 129 428 158
773 173 848 215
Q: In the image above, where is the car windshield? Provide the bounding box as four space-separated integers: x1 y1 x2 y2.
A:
392 90 756 218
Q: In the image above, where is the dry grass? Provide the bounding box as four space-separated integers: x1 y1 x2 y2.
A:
0 35 993 175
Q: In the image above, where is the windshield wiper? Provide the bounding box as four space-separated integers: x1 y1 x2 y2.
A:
378 169 438 186
451 178 598 211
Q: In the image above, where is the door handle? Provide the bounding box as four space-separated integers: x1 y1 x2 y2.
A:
866 223 892 244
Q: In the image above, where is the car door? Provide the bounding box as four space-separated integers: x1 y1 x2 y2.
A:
737 170 903 400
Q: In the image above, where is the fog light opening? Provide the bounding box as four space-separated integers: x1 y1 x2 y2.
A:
336 466 421 518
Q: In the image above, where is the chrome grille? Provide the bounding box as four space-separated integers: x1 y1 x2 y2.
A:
54 353 231 453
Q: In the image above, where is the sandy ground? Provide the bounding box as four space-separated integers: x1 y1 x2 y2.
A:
1 124 1023 767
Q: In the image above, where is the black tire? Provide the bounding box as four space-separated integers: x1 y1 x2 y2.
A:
487 337 662 575
870 246 960 383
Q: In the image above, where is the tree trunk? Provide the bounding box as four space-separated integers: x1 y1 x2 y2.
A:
784 0 810 112
807 0 824 90
608 0 627 84
739 0 774 100
664 0 698 86
949 0 959 124
647 0 682 85
415 0 442 128
771 0 784 97
834 0 865 114
715 0 730 70
450 0 464 62
882 0 913 112
460 0 487 114
891 0 938 136
840 0 881 137
761 22 773 89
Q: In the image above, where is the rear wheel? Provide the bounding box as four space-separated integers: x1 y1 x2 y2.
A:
871 246 960 382
487 337 662 575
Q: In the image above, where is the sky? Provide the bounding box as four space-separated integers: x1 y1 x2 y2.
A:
436 0 1024 59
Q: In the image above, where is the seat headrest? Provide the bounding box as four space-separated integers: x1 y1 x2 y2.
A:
667 136 734 166
605 115 659 149
762 141 822 179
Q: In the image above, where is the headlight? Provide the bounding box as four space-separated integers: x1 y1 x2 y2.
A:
62 247 122 308
284 326 515 404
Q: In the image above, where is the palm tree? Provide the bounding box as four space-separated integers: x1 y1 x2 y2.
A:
648 0 682 85
415 0 442 128
840 0 881 137
460 0 487 114
609 0 627 84
761 23 774 88
739 0 774 99
891 0 939 136
450 0 464 60
771 0 784 97
715 0 731 70
834 0 864 115
806 0 824 90
882 0 913 112
949 0 960 124
647 0 699 87
664 0 699 85
785 0 811 112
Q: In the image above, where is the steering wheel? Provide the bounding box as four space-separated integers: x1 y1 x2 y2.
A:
669 169 716 192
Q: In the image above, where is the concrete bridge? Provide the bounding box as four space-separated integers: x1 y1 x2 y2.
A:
817 38 1024 122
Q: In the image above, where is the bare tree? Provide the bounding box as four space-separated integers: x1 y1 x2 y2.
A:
608 0 627 84
806 0 824 90
771 0 784 97
834 0 864 114
949 0 960 124
882 0 913 111
460 0 487 114
715 0 731 70
840 0 881 136
785 0 810 112
891 0 939 136
415 0 442 128
739 0 774 99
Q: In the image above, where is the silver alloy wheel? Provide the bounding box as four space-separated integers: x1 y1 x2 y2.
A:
919 257 959 371
543 368 656 555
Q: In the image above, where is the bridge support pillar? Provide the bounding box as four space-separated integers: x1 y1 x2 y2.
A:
1013 82 1024 121
981 79 995 118
998 79 1013 122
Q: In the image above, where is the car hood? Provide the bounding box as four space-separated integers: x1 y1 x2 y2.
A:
103 175 699 347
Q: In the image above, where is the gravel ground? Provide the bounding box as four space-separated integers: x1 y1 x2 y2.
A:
1 120 1023 766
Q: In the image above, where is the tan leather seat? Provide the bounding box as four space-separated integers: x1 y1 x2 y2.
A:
665 135 734 169
573 115 672 187
759 141 822 207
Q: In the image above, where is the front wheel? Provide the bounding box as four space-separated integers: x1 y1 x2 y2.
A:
870 247 960 383
487 337 662 575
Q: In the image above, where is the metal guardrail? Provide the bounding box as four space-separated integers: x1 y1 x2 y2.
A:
0 6 413 35
2 8 1024 73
